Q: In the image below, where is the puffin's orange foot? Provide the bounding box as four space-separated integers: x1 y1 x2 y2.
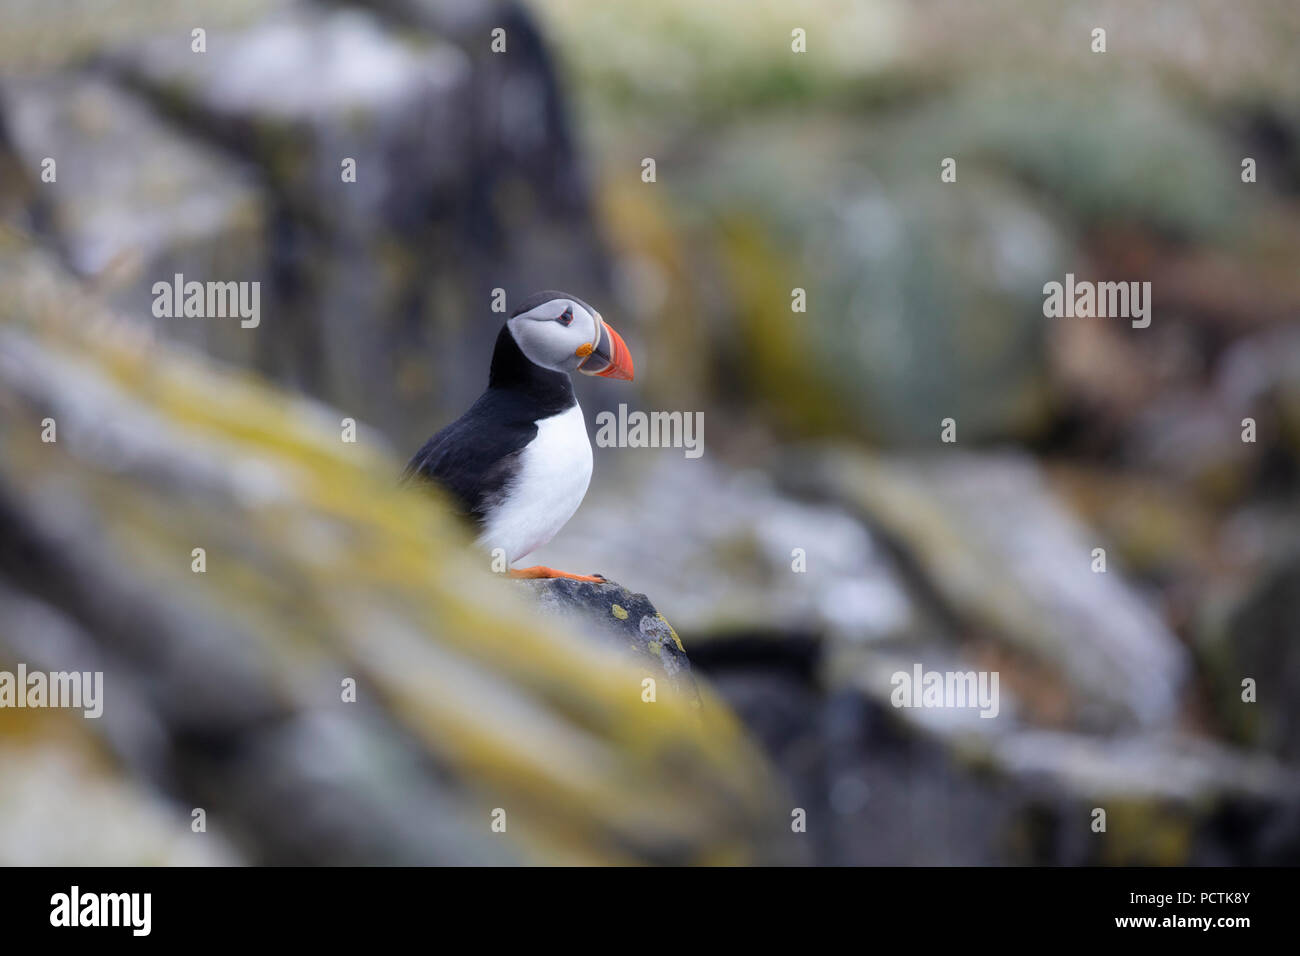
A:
509 566 606 583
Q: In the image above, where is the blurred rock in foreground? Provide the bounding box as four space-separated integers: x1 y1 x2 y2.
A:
0 232 787 865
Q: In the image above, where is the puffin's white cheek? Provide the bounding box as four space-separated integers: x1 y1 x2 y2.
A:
545 329 577 369
517 322 580 372
556 340 585 372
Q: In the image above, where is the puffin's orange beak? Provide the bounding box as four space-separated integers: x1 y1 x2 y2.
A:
595 321 634 381
577 318 635 382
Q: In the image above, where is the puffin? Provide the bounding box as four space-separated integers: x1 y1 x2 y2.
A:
403 291 634 582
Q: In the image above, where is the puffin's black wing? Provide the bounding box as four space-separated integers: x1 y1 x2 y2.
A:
401 389 540 527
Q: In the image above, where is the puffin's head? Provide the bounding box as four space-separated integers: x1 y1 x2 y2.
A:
507 290 634 381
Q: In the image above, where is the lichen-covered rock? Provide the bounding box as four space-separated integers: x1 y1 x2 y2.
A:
518 577 699 708
0 235 787 865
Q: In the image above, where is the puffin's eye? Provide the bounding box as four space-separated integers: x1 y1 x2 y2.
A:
558 307 573 326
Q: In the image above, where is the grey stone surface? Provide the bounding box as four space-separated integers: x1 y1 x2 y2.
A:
519 576 700 708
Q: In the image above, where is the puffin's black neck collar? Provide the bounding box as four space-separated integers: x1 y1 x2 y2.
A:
488 324 575 414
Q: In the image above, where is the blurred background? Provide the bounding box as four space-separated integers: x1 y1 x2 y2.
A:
1 0 1299 864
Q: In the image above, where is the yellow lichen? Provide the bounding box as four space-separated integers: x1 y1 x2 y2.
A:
657 613 685 652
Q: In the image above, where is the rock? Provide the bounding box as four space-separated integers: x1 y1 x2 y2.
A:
0 236 788 865
0 74 268 371
708 623 1300 864
989 731 1297 804
517 577 699 708
0 0 287 75
102 3 479 428
907 81 1242 239
530 456 918 645
665 126 1068 443
536 0 900 124
110 6 472 211
0 594 244 867
783 445 1190 731
0 736 243 866
824 700 1300 865
1198 548 1300 764
0 0 611 454
0 75 265 279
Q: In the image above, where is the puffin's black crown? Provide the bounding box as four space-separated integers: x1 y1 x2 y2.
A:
510 290 597 319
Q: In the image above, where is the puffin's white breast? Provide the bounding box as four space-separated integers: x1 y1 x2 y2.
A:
477 402 593 565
